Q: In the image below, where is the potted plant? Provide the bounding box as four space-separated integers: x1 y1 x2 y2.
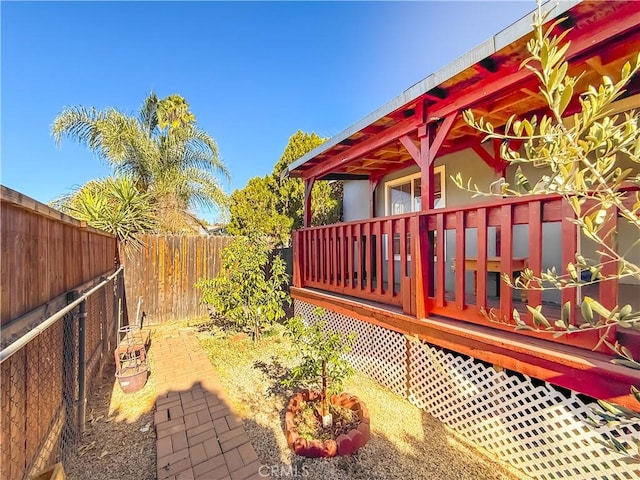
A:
282 308 370 457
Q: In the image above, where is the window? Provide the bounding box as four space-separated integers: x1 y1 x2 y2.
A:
384 166 445 215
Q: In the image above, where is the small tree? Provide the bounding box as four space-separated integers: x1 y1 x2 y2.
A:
195 235 289 340
283 309 356 424
453 0 640 420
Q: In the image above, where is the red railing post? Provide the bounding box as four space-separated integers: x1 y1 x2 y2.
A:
293 231 302 288
413 214 428 319
499 204 513 323
385 219 394 300
598 206 618 345
436 213 446 308
527 202 543 309
477 207 488 312
455 210 466 311
561 200 578 325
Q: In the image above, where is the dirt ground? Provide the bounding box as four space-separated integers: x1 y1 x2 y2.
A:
64 356 156 480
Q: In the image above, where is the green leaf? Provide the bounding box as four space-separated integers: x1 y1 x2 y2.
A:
561 301 571 325
580 300 594 325
610 437 628 453
619 304 632 320
584 297 611 320
597 399 624 416
527 305 550 328
558 83 573 115
513 308 522 325
611 359 640 370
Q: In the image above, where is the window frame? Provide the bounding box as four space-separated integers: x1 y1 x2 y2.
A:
384 165 445 216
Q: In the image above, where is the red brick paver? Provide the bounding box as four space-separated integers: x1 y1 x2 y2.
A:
152 329 265 480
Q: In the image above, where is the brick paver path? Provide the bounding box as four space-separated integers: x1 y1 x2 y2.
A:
152 329 264 480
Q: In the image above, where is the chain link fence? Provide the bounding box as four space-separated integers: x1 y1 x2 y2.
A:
1 268 125 480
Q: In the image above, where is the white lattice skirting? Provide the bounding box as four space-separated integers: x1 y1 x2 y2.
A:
294 299 640 480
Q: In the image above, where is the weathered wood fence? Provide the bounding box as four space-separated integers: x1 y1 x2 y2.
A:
1 186 121 480
121 235 233 324
1 186 117 331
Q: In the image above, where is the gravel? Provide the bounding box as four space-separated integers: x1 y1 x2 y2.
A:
197 324 530 480
63 342 157 480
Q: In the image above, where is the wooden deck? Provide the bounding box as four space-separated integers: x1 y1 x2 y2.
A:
292 286 640 412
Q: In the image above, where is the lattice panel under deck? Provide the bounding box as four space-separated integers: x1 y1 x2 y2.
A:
294 299 640 480
408 340 640 479
293 300 407 398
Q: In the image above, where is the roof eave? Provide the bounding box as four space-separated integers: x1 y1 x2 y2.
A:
284 0 581 179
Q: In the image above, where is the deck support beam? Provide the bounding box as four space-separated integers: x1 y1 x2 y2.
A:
303 177 316 228
471 140 508 175
369 175 381 219
401 113 456 318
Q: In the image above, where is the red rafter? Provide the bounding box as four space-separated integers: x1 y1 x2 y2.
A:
302 117 420 180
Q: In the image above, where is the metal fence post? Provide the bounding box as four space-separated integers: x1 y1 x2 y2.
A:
62 291 78 445
77 299 87 435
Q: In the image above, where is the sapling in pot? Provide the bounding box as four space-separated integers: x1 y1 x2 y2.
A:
283 308 356 427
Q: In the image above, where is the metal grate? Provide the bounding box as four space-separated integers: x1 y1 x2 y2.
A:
294 298 640 480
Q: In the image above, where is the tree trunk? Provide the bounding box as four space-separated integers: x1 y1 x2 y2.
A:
321 359 327 417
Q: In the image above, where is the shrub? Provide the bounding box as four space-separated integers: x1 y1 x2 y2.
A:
195 235 289 340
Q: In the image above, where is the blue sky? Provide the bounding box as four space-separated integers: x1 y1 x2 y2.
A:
1 1 534 222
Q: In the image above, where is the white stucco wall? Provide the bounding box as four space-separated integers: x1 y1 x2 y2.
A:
343 180 370 222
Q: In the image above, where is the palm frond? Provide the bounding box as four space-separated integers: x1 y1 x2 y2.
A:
138 91 160 135
51 93 229 235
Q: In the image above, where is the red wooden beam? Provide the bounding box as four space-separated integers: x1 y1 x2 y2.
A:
477 207 488 313
471 144 503 172
419 125 435 211
292 231 300 287
436 213 446 308
455 211 466 311
527 201 543 309
412 215 427 318
499 205 514 324
561 200 578 327
369 175 381 218
303 178 315 227
599 208 619 312
429 113 457 161
302 117 420 180
399 135 420 165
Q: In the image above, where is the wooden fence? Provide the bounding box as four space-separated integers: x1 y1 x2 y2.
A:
1 186 118 332
0 186 120 480
121 235 233 324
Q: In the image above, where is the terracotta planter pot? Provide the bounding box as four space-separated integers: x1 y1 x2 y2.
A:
284 390 370 458
116 364 148 394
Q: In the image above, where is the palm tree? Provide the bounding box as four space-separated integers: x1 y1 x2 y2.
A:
51 175 156 253
52 92 230 232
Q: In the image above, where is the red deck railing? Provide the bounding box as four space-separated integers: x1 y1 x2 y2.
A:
420 194 619 352
293 193 637 354
293 213 417 311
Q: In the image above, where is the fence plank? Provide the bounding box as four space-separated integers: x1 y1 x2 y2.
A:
121 235 232 324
